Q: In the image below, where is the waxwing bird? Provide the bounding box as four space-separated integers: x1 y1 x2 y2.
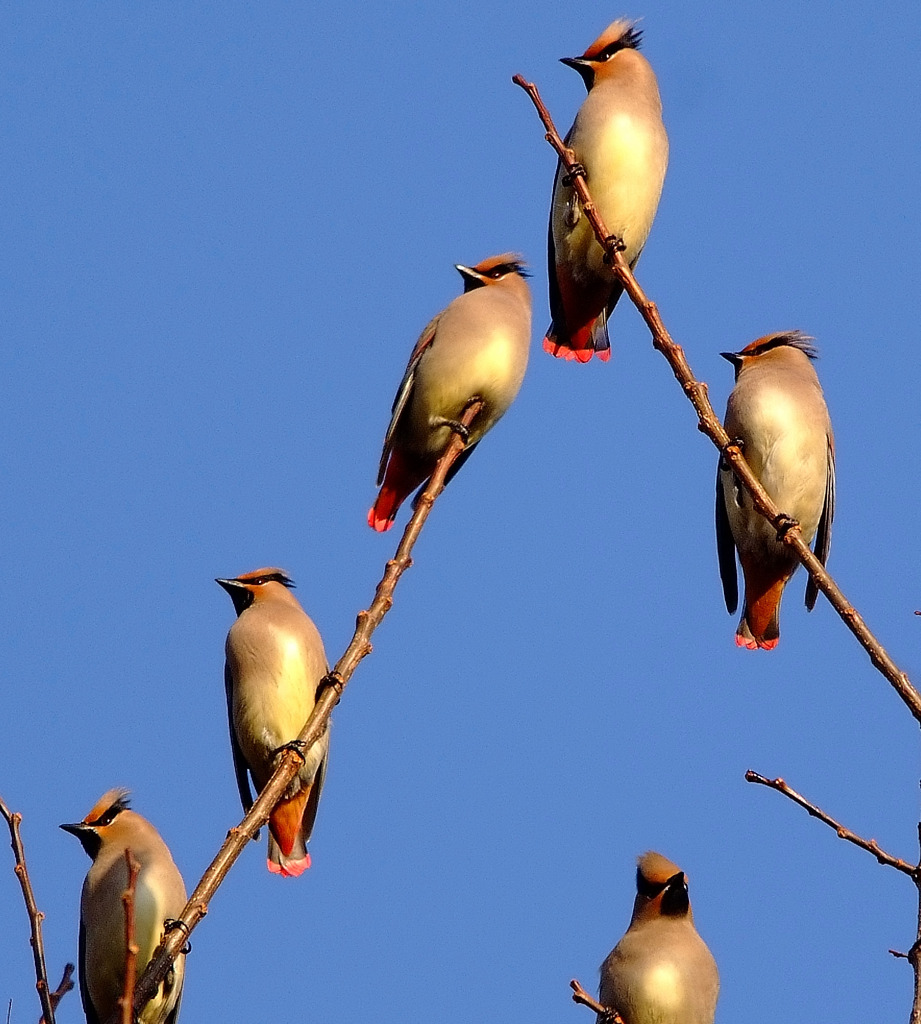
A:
368 253 532 532
216 568 329 877
598 852 719 1024
61 789 187 1024
716 331 835 650
546 19 668 363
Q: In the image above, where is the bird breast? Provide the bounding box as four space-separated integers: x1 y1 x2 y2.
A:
560 103 667 274
726 381 828 543
407 292 529 454
228 621 322 767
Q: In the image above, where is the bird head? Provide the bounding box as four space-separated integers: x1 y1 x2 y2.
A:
721 331 817 378
455 254 529 294
60 788 132 861
215 568 295 614
561 19 643 89
633 851 691 920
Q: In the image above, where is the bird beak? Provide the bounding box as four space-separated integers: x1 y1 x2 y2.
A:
560 56 595 87
720 351 743 367
59 822 89 837
455 264 485 292
60 821 100 858
215 577 245 594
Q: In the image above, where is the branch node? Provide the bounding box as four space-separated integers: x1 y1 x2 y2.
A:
570 979 624 1023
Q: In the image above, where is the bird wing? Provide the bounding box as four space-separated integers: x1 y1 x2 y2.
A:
376 312 442 485
224 662 255 814
301 742 328 844
715 467 739 614
78 916 101 1024
163 981 183 1024
546 163 566 334
805 434 836 610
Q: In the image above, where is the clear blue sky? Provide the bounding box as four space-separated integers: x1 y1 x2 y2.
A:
3 3 921 1022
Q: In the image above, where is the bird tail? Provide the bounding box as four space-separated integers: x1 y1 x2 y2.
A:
368 449 428 532
736 575 787 650
542 312 611 363
267 790 312 877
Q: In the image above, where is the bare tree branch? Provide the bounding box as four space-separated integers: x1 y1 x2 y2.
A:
39 964 75 1024
120 850 141 1024
570 978 624 1023
0 795 58 1024
745 771 918 876
123 400 485 1023
512 73 921 726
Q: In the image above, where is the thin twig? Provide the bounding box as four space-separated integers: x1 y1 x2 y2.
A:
0 795 58 1024
745 771 918 876
512 73 921 725
122 401 485 1023
39 964 75 1024
120 850 141 1024
570 979 624 1023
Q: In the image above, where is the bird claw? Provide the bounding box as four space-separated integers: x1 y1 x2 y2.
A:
164 919 192 954
431 416 470 443
601 234 627 264
562 162 587 186
275 740 307 763
775 515 799 540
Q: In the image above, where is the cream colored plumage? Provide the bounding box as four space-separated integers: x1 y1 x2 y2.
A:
216 567 329 876
716 331 835 649
368 253 532 531
546 20 668 363
598 852 718 1024
61 789 187 1024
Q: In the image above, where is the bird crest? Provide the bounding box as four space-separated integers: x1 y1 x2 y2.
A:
233 568 296 589
582 19 643 60
637 850 682 887
84 788 131 826
470 253 530 279
739 331 817 360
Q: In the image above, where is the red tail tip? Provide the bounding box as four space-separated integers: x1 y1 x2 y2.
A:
367 506 396 532
735 634 779 651
543 336 605 363
267 852 311 878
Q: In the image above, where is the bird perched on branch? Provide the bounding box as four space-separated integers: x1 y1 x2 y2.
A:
545 19 668 363
598 852 719 1024
216 568 330 876
61 789 187 1024
368 253 531 532
716 331 835 649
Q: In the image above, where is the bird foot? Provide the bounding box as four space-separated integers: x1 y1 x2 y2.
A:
600 234 626 263
431 416 470 443
562 162 587 186
720 437 745 470
775 515 799 541
164 919 192 954
275 740 307 764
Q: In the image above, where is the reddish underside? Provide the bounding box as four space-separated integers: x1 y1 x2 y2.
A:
739 564 788 650
368 448 429 531
544 267 611 363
